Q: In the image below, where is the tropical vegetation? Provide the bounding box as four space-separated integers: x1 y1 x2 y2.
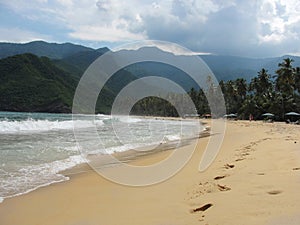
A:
132 58 300 121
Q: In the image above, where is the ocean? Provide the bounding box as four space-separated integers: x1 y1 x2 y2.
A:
0 112 202 203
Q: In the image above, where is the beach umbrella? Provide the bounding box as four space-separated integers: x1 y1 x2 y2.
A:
224 114 237 119
203 114 211 118
285 112 300 116
285 112 300 123
262 113 274 117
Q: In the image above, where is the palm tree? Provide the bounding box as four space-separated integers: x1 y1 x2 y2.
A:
247 69 274 118
249 68 272 94
276 58 295 94
293 67 300 113
275 58 297 118
235 78 247 100
293 66 300 92
258 68 272 92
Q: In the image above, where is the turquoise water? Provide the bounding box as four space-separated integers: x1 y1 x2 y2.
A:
0 112 201 202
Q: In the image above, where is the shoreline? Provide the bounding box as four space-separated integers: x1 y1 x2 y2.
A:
0 117 209 203
1 120 300 225
60 120 210 184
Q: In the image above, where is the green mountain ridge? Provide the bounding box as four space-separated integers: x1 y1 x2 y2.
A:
0 53 76 112
0 52 138 113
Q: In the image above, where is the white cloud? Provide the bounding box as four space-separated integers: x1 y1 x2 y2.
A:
1 0 221 43
69 24 146 42
0 27 51 43
55 0 73 7
257 0 300 44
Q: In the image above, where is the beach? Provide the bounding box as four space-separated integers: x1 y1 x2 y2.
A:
0 119 300 225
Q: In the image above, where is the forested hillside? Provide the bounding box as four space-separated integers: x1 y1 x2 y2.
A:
0 53 137 113
0 54 76 112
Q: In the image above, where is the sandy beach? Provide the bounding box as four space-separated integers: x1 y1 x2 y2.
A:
0 119 300 225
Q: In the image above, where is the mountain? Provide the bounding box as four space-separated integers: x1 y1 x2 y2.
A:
2 41 300 83
124 61 199 91
53 47 109 77
201 54 300 81
0 52 138 113
1 41 300 114
0 53 76 112
113 47 300 88
0 41 94 59
50 47 140 113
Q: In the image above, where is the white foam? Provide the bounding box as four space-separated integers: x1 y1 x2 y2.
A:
118 116 141 123
17 155 87 175
0 119 104 134
0 155 87 201
87 143 149 155
164 134 182 141
0 197 3 203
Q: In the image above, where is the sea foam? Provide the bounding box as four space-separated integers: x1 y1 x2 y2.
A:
0 155 87 202
0 119 104 134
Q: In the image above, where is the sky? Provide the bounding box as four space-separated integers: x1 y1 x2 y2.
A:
0 0 300 58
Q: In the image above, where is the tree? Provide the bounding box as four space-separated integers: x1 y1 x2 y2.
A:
293 66 300 92
276 58 295 94
275 58 297 117
235 78 247 100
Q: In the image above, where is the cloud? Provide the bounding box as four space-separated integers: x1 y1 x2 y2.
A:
69 24 146 42
0 27 51 43
1 0 300 57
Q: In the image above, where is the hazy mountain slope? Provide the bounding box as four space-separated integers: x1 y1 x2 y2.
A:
201 54 300 81
0 41 94 59
59 47 110 75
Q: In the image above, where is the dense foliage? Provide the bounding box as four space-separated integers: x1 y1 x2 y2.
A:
131 96 179 117
0 53 76 112
131 58 300 120
219 58 300 120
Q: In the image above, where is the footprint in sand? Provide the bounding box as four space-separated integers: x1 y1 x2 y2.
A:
235 158 245 162
191 203 213 213
224 163 235 169
214 175 227 180
257 172 265 175
188 181 232 200
217 184 231 191
241 152 250 156
267 190 282 195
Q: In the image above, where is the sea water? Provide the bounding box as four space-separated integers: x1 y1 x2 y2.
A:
0 112 202 202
